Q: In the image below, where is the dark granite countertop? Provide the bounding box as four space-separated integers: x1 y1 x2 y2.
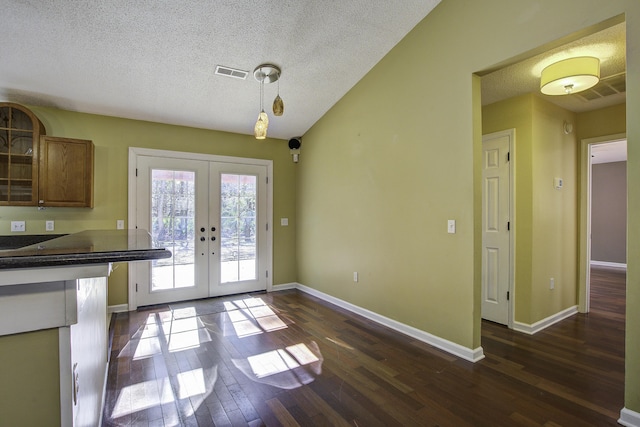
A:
0 229 172 269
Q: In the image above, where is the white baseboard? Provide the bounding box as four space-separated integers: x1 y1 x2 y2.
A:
590 260 627 270
270 282 298 291
286 283 484 363
107 304 128 314
513 305 578 335
619 407 640 427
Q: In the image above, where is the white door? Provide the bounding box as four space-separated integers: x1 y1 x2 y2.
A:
134 155 268 306
481 130 512 325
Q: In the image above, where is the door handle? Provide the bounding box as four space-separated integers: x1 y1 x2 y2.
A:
211 236 216 241
200 236 206 241
211 227 216 232
200 227 205 232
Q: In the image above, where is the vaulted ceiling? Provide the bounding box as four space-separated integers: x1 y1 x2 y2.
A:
1 2 626 142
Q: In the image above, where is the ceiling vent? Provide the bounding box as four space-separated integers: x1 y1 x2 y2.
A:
215 65 249 80
577 72 626 102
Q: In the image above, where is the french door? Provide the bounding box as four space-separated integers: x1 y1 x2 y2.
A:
132 152 269 307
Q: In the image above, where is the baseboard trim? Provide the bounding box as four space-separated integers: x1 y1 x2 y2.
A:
619 407 640 427
513 305 578 335
107 304 129 314
270 282 298 291
289 283 484 363
590 260 627 270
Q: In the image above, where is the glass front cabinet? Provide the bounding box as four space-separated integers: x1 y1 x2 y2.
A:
0 103 45 205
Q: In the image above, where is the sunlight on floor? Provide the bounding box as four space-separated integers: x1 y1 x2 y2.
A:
223 297 288 338
112 378 174 418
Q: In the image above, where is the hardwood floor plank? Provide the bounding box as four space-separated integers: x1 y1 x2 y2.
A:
266 397 300 427
103 267 625 426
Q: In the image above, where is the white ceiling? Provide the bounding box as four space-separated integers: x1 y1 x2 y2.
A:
481 22 626 112
0 0 441 140
481 22 627 164
0 2 626 143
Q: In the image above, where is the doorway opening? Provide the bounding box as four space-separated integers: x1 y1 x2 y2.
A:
579 135 627 313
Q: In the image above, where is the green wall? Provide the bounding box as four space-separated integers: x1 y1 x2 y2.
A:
0 107 298 305
297 0 639 415
531 97 578 321
484 94 579 325
0 329 61 427
483 95 535 323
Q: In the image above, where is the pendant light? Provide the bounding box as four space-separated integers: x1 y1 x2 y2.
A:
253 64 281 139
273 72 284 116
254 78 268 139
540 56 600 96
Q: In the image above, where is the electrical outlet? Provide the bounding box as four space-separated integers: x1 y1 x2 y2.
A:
10 221 26 232
117 220 125 230
353 272 358 282
550 277 555 290
46 220 55 231
447 219 456 234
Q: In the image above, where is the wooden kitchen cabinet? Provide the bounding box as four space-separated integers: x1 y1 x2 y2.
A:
39 136 94 207
0 103 46 205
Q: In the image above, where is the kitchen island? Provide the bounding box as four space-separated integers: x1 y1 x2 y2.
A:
0 229 171 427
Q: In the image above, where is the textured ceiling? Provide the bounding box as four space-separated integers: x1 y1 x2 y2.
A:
481 23 626 113
0 0 441 140
0 2 626 142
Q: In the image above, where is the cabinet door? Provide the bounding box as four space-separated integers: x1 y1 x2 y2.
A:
39 136 94 207
0 103 44 205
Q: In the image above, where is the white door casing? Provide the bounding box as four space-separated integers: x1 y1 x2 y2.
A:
128 148 273 309
578 133 627 313
481 130 514 326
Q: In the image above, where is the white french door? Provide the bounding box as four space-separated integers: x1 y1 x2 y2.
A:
131 150 270 307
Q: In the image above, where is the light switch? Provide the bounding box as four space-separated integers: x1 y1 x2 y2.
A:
447 220 456 234
280 218 289 226
554 177 563 189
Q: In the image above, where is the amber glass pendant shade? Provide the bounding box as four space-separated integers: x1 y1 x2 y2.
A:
273 94 284 116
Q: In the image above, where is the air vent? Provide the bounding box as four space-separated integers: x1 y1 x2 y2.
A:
577 72 626 102
215 65 249 80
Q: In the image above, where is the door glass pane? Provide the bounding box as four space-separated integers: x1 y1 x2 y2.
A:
220 174 257 283
151 169 196 291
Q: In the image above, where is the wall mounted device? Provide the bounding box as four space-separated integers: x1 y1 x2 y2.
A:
288 137 302 163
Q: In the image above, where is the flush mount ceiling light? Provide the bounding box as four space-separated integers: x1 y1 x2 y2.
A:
253 64 282 139
540 56 600 96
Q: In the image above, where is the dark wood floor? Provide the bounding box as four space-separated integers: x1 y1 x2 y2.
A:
102 266 626 426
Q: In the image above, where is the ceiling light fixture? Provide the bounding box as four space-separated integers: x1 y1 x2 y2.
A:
540 56 600 96
273 71 284 116
253 64 281 139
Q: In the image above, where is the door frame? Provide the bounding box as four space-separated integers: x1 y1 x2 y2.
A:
481 129 516 329
578 133 626 313
127 147 273 310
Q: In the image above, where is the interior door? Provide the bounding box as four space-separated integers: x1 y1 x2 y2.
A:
134 155 268 306
481 131 512 325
